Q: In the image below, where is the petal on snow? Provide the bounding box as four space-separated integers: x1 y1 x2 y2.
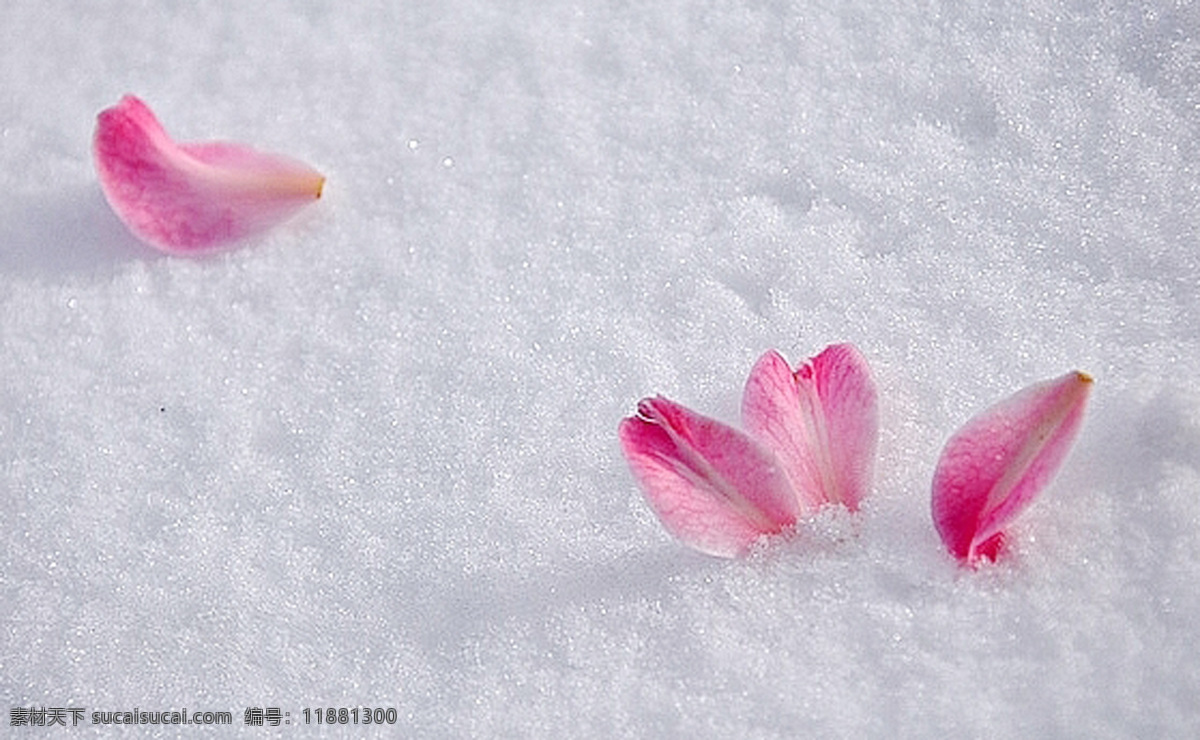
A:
619 396 801 558
742 344 879 512
93 95 324 253
931 371 1093 562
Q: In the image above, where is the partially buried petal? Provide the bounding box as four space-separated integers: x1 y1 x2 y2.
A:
741 344 879 513
931 371 1093 563
618 396 801 558
93 95 324 253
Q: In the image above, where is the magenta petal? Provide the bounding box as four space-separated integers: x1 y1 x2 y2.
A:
741 344 879 512
93 95 325 253
618 396 801 557
931 371 1093 562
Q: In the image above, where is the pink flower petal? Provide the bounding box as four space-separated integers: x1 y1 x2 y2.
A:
618 396 801 557
741 344 879 512
931 371 1093 563
93 95 325 253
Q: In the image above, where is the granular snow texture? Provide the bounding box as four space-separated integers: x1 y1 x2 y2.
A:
2 2 1199 737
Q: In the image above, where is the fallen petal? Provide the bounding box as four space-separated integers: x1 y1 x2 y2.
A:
931 371 1093 562
741 344 879 512
618 396 801 557
93 95 325 253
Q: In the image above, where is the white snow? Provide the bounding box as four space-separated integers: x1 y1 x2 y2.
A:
2 1 1199 737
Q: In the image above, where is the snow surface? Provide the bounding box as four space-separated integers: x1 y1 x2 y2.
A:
3 1 1200 737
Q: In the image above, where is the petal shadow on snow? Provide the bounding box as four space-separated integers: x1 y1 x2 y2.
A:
0 186 160 278
1084 387 1200 502
393 548 731 659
